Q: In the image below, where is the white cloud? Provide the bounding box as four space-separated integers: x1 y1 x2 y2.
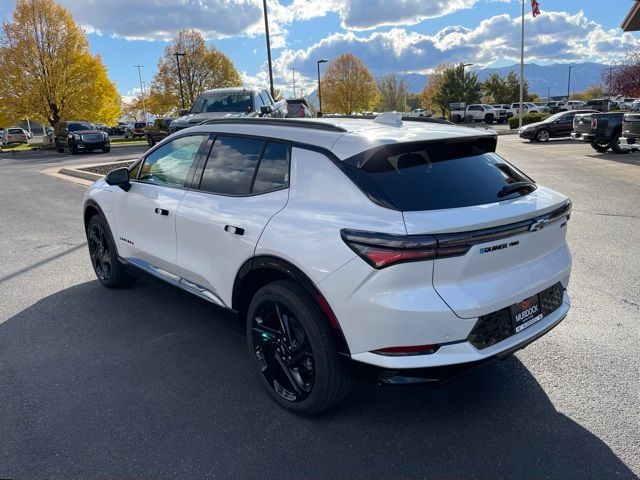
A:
274 10 640 85
59 0 266 41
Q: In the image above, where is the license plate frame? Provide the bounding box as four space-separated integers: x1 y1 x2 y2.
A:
510 294 544 333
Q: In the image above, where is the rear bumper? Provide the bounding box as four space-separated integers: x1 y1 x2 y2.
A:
350 294 569 372
620 136 640 149
571 132 595 142
347 306 568 384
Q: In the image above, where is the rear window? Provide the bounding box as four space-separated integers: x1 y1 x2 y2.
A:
340 139 535 211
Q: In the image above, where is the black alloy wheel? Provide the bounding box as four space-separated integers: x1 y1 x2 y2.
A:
88 220 112 282
86 215 135 288
247 280 350 414
251 299 315 403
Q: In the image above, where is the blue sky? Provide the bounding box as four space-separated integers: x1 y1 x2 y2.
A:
2 0 639 99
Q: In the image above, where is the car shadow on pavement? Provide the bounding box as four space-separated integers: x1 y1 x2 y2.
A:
1 279 636 480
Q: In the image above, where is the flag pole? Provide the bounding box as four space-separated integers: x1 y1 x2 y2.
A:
519 0 525 129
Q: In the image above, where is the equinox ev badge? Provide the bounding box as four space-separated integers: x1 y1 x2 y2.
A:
479 240 519 254
530 218 549 232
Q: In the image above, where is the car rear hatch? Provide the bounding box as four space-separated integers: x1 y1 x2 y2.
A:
623 113 640 138
340 135 571 319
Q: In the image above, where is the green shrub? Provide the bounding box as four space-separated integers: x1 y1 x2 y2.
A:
508 112 550 129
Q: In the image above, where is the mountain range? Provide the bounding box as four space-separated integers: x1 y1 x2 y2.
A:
403 62 610 98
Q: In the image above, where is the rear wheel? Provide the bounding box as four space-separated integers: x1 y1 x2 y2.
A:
610 133 630 154
590 142 609 153
102 147 110 153
87 215 135 288
246 280 350 415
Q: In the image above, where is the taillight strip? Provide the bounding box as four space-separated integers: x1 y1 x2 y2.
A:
341 200 571 269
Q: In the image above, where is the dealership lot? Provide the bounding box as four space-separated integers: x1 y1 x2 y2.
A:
0 137 639 479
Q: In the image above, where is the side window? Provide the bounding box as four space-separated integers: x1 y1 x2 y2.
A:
199 136 265 195
255 93 266 108
138 134 206 187
253 142 289 194
262 90 273 104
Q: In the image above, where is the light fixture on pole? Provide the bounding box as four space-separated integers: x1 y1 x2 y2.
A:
317 59 328 113
174 52 186 110
262 0 275 98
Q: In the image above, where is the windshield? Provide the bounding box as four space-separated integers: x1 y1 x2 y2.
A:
632 102 640 112
542 112 566 123
68 122 94 131
190 92 253 113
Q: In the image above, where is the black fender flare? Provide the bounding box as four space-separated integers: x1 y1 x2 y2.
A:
84 199 121 258
233 255 351 355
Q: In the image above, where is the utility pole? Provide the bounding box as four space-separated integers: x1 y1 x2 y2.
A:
403 69 407 112
567 65 574 99
607 66 615 101
291 67 297 97
134 65 147 123
174 52 186 110
317 59 328 113
262 0 275 98
547 86 551 102
518 0 525 129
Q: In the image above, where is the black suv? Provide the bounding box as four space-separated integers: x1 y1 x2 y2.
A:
55 121 110 154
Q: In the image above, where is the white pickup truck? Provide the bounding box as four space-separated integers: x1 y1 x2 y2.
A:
449 103 504 124
508 102 545 116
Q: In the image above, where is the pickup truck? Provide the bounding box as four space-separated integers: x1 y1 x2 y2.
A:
170 87 287 133
449 103 505 123
619 101 640 152
571 111 629 154
509 102 542 116
146 118 174 146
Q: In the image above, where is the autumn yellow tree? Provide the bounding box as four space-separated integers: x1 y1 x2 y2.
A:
0 0 121 127
420 64 447 116
321 54 377 114
150 29 242 114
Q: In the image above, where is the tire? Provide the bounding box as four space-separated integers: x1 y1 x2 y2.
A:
70 143 78 155
246 280 350 415
536 129 550 142
86 215 136 289
610 133 630 154
102 147 110 153
590 142 610 153
55 141 64 153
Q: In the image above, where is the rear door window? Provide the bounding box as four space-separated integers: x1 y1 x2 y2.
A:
341 139 534 211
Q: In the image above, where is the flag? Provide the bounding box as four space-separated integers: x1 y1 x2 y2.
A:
531 0 541 17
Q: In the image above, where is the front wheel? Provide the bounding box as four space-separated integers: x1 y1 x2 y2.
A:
536 129 550 142
590 142 610 153
247 280 350 415
87 215 136 288
102 147 110 153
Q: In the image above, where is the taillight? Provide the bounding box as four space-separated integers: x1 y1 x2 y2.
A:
591 118 598 129
374 344 440 356
299 107 305 118
340 229 469 269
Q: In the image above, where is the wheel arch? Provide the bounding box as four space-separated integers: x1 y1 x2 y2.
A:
84 199 121 258
233 255 351 355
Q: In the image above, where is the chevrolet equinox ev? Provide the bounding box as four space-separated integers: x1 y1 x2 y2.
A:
83 114 572 414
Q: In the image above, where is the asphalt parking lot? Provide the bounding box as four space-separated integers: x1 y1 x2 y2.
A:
1 136 639 479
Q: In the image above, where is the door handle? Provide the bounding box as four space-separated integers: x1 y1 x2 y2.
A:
224 225 245 235
154 208 169 216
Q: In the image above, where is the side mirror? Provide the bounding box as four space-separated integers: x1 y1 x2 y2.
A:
105 167 131 192
178 109 189 117
260 105 273 116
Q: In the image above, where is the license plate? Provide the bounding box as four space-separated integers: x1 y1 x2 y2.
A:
510 294 543 333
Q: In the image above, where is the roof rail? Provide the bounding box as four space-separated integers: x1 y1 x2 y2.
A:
323 114 453 125
197 117 348 132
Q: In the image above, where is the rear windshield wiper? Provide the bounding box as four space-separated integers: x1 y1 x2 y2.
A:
497 181 535 197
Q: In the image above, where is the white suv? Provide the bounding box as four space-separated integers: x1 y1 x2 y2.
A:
83 115 572 414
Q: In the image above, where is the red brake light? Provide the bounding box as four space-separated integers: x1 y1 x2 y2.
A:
340 229 470 269
591 118 598 129
374 344 440 356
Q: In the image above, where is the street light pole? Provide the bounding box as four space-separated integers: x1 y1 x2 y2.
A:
291 67 297 97
607 66 615 101
567 65 574 99
461 62 473 103
518 0 525 129
547 86 551 102
262 0 275 98
174 52 186 110
317 59 328 113
134 65 147 123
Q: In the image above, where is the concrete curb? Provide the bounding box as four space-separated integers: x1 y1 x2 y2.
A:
58 167 103 182
47 158 137 187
